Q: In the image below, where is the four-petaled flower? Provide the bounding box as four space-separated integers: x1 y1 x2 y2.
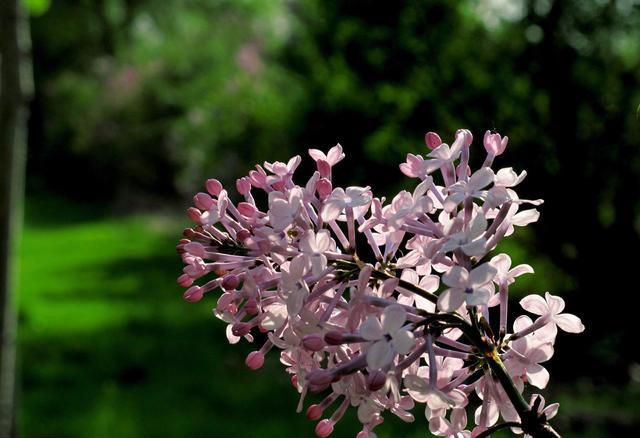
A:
321 186 373 221
520 292 585 336
438 263 497 311
360 304 415 369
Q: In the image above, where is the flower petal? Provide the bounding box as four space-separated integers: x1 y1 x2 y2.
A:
545 292 566 315
520 294 548 316
391 329 416 355
542 403 560 420
366 340 392 369
461 238 487 257
437 288 465 312
466 287 491 307
513 315 533 333
442 266 469 288
554 313 585 333
381 304 408 333
451 407 468 430
469 263 497 286
360 315 384 340
468 167 495 192
490 253 512 278
468 212 488 239
526 363 550 389
320 199 342 222
509 263 534 279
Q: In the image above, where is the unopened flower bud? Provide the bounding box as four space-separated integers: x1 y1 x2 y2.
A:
317 160 331 178
425 131 442 149
306 404 323 421
302 334 326 352
324 331 344 345
222 274 240 290
232 322 251 337
194 192 214 210
243 297 258 315
245 351 265 370
175 239 190 253
316 178 332 199
183 286 203 302
236 177 252 195
366 370 386 391
306 369 333 392
315 419 334 438
236 229 251 242
184 241 206 257
206 178 223 196
187 207 201 223
177 274 193 287
237 202 258 217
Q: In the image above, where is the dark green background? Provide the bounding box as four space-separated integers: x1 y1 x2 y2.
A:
19 0 640 436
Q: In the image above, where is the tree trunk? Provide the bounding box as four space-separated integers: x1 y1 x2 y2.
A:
0 0 32 436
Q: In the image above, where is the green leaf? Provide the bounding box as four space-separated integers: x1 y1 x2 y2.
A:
22 0 51 16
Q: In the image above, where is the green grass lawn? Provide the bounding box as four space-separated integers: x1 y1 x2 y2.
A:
17 197 640 437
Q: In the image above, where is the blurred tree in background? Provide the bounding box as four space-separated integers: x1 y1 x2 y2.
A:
20 0 640 436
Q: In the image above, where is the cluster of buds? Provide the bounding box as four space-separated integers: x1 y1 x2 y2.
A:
176 129 584 437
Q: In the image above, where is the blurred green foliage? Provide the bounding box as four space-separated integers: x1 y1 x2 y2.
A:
20 0 640 436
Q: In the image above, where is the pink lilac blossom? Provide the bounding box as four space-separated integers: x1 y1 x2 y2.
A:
176 129 584 437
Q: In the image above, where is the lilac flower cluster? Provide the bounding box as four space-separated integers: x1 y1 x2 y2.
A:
176 129 584 437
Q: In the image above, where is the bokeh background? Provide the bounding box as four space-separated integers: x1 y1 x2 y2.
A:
13 0 640 436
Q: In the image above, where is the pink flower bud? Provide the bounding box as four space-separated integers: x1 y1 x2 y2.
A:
324 331 344 345
237 202 258 217
236 177 252 195
175 239 189 253
302 334 326 352
187 207 202 223
306 369 333 391
177 274 193 287
356 432 370 438
232 322 251 337
206 178 223 196
315 419 334 438
366 370 386 391
212 264 228 276
245 351 265 370
425 131 442 149
222 274 239 290
243 297 259 315
184 241 206 257
193 192 214 210
183 286 203 302
306 404 323 421
182 228 196 239
317 159 331 178
316 178 332 199
235 229 250 242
